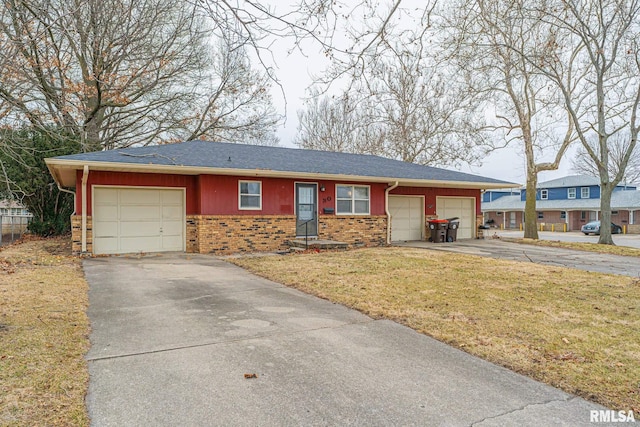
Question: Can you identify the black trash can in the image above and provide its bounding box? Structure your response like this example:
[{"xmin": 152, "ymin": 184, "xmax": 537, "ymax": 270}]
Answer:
[
  {"xmin": 428, "ymin": 219, "xmax": 448, "ymax": 243},
  {"xmin": 446, "ymin": 217, "xmax": 460, "ymax": 242}
]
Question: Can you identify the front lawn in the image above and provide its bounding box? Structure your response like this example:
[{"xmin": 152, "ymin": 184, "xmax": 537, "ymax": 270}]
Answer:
[
  {"xmin": 232, "ymin": 247, "xmax": 640, "ymax": 412},
  {"xmin": 0, "ymin": 237, "xmax": 90, "ymax": 426}
]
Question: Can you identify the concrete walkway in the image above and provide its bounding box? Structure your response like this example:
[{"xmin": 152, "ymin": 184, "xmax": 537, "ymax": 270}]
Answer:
[
  {"xmin": 84, "ymin": 254, "xmax": 606, "ymax": 426},
  {"xmin": 396, "ymin": 239, "xmax": 640, "ymax": 277}
]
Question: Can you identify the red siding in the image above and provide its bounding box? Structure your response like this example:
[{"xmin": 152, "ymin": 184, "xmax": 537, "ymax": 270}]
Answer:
[
  {"xmin": 197, "ymin": 175, "xmax": 386, "ymax": 215},
  {"xmin": 76, "ymin": 170, "xmax": 198, "ymax": 215},
  {"xmin": 390, "ymin": 187, "xmax": 482, "ymax": 215},
  {"xmin": 75, "ymin": 171, "xmax": 388, "ymax": 216}
]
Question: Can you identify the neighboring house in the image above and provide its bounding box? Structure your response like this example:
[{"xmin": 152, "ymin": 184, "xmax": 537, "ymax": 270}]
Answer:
[
  {"xmin": 0, "ymin": 200, "xmax": 32, "ymax": 235},
  {"xmin": 45, "ymin": 140, "xmax": 513, "ymax": 255},
  {"xmin": 0, "ymin": 199, "xmax": 31, "ymax": 218},
  {"xmin": 482, "ymin": 175, "xmax": 640, "ymax": 231}
]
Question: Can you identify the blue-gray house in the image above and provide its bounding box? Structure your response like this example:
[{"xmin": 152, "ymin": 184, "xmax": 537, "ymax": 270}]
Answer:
[{"xmin": 482, "ymin": 175, "xmax": 640, "ymax": 231}]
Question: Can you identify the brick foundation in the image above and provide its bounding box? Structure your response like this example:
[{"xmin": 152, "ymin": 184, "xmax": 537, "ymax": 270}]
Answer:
[
  {"xmin": 318, "ymin": 215, "xmax": 387, "ymax": 248},
  {"xmin": 73, "ymin": 214, "xmax": 389, "ymax": 255},
  {"xmin": 71, "ymin": 215, "xmax": 93, "ymax": 254},
  {"xmin": 187, "ymin": 215, "xmax": 296, "ymax": 254}
]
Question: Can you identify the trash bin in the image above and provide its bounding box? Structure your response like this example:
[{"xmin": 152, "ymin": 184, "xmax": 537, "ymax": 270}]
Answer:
[
  {"xmin": 477, "ymin": 224, "xmax": 489, "ymax": 239},
  {"xmin": 428, "ymin": 219, "xmax": 448, "ymax": 243},
  {"xmin": 446, "ymin": 217, "xmax": 460, "ymax": 242}
]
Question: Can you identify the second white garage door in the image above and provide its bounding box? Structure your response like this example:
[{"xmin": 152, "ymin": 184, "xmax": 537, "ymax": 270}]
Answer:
[
  {"xmin": 389, "ymin": 196, "xmax": 424, "ymax": 241},
  {"xmin": 93, "ymin": 187, "xmax": 185, "ymax": 255},
  {"xmin": 436, "ymin": 197, "xmax": 475, "ymax": 239}
]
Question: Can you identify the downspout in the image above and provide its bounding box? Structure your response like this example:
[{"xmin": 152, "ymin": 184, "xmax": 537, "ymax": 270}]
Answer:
[
  {"xmin": 385, "ymin": 181, "xmax": 399, "ymax": 244},
  {"xmin": 55, "ymin": 184, "xmax": 76, "ymax": 215},
  {"xmin": 81, "ymin": 165, "xmax": 89, "ymax": 253}
]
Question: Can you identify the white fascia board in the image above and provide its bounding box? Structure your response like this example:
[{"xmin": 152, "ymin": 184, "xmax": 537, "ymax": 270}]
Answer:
[{"xmin": 45, "ymin": 159, "xmax": 517, "ymax": 190}]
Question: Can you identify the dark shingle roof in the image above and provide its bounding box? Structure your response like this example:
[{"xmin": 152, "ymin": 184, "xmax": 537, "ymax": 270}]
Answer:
[{"xmin": 50, "ymin": 140, "xmax": 513, "ymax": 186}]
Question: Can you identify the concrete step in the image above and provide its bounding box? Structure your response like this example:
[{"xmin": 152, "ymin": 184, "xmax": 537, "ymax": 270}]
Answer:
[{"xmin": 288, "ymin": 239, "xmax": 348, "ymax": 250}]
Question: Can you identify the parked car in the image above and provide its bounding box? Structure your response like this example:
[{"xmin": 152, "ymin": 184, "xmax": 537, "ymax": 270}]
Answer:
[{"xmin": 581, "ymin": 221, "xmax": 623, "ymax": 235}]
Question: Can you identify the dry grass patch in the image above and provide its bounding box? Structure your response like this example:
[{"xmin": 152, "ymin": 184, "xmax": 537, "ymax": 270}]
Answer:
[
  {"xmin": 0, "ymin": 236, "xmax": 90, "ymax": 426},
  {"xmin": 506, "ymin": 237, "xmax": 640, "ymax": 257},
  {"xmin": 232, "ymin": 247, "xmax": 640, "ymax": 412}
]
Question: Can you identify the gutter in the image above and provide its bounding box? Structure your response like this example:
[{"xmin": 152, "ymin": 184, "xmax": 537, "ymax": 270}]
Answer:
[
  {"xmin": 81, "ymin": 165, "xmax": 89, "ymax": 253},
  {"xmin": 385, "ymin": 181, "xmax": 399, "ymax": 244}
]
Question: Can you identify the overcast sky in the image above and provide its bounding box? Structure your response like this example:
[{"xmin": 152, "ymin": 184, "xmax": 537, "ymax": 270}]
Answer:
[{"xmin": 265, "ymin": 21, "xmax": 578, "ymax": 188}]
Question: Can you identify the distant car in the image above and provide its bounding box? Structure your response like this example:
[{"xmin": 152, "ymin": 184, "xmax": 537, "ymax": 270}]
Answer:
[{"xmin": 581, "ymin": 221, "xmax": 623, "ymax": 235}]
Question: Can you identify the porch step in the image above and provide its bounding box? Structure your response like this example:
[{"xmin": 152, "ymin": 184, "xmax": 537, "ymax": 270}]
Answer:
[{"xmin": 288, "ymin": 239, "xmax": 349, "ymax": 250}]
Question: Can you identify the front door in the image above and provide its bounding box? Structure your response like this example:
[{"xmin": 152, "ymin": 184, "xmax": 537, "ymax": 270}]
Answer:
[{"xmin": 296, "ymin": 183, "xmax": 318, "ymax": 237}]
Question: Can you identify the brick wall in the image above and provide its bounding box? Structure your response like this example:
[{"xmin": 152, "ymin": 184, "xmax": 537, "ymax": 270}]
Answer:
[
  {"xmin": 74, "ymin": 214, "xmax": 389, "ymax": 255},
  {"xmin": 71, "ymin": 215, "xmax": 93, "ymax": 254},
  {"xmin": 318, "ymin": 215, "xmax": 387, "ymax": 248},
  {"xmin": 188, "ymin": 215, "xmax": 296, "ymax": 254},
  {"xmin": 540, "ymin": 223, "xmax": 567, "ymax": 232},
  {"xmin": 626, "ymin": 224, "xmax": 640, "ymax": 234}
]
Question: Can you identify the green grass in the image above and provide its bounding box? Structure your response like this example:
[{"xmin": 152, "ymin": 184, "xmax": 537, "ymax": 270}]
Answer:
[{"xmin": 232, "ymin": 247, "xmax": 640, "ymax": 412}]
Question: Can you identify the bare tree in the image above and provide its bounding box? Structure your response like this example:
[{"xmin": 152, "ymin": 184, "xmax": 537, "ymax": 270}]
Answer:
[
  {"xmin": 296, "ymin": 39, "xmax": 488, "ymax": 168},
  {"xmin": 525, "ymin": 0, "xmax": 640, "ymax": 244},
  {"xmin": 572, "ymin": 133, "xmax": 640, "ymax": 185},
  {"xmin": 0, "ymin": 0, "xmax": 280, "ymax": 152},
  {"xmin": 445, "ymin": 0, "xmax": 575, "ymax": 239},
  {"xmin": 295, "ymin": 92, "xmax": 383, "ymax": 153}
]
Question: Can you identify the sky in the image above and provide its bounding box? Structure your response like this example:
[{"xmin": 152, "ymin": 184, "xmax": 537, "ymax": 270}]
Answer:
[{"xmin": 263, "ymin": 9, "xmax": 578, "ymax": 188}]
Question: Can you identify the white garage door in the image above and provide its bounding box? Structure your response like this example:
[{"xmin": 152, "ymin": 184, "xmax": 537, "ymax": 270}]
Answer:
[
  {"xmin": 93, "ymin": 187, "xmax": 185, "ymax": 255},
  {"xmin": 436, "ymin": 197, "xmax": 475, "ymax": 239},
  {"xmin": 389, "ymin": 196, "xmax": 424, "ymax": 241}
]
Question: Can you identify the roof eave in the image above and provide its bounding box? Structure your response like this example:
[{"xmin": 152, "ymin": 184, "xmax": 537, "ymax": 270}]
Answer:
[{"xmin": 45, "ymin": 158, "xmax": 517, "ymax": 189}]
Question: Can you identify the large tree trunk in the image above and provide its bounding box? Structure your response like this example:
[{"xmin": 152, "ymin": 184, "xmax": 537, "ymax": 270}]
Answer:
[
  {"xmin": 523, "ymin": 169, "xmax": 539, "ymax": 239},
  {"xmin": 598, "ymin": 182, "xmax": 614, "ymax": 245}
]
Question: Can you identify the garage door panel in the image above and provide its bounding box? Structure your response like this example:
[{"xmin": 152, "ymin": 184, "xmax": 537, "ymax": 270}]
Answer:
[
  {"xmin": 162, "ymin": 235, "xmax": 184, "ymax": 250},
  {"xmin": 162, "ymin": 221, "xmax": 183, "ymax": 236},
  {"xmin": 120, "ymin": 205, "xmax": 161, "ymax": 221},
  {"xmin": 120, "ymin": 221, "xmax": 162, "ymax": 237},
  {"xmin": 94, "ymin": 221, "xmax": 118, "ymax": 238},
  {"xmin": 93, "ymin": 187, "xmax": 184, "ymax": 255},
  {"xmin": 162, "ymin": 190, "xmax": 183, "ymax": 204},
  {"xmin": 95, "ymin": 188, "xmax": 118, "ymax": 204},
  {"xmin": 162, "ymin": 206, "xmax": 183, "ymax": 220},
  {"xmin": 120, "ymin": 236, "xmax": 162, "ymax": 253},
  {"xmin": 93, "ymin": 237, "xmax": 119, "ymax": 254},
  {"xmin": 94, "ymin": 205, "xmax": 118, "ymax": 220},
  {"xmin": 437, "ymin": 197, "xmax": 474, "ymax": 239},
  {"xmin": 119, "ymin": 189, "xmax": 160, "ymax": 204},
  {"xmin": 390, "ymin": 196, "xmax": 423, "ymax": 242}
]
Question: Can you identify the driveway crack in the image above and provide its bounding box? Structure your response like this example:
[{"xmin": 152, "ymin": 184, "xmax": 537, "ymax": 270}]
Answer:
[
  {"xmin": 98, "ymin": 288, "xmax": 273, "ymax": 312},
  {"xmin": 469, "ymin": 395, "xmax": 577, "ymax": 426},
  {"xmin": 86, "ymin": 318, "xmax": 376, "ymax": 362}
]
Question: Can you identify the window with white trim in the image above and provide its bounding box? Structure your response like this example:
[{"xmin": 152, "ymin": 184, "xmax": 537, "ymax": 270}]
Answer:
[
  {"xmin": 239, "ymin": 181, "xmax": 262, "ymax": 210},
  {"xmin": 568, "ymin": 188, "xmax": 576, "ymax": 199},
  {"xmin": 560, "ymin": 211, "xmax": 566, "ymax": 220},
  {"xmin": 537, "ymin": 211, "xmax": 544, "ymax": 219},
  {"xmin": 540, "ymin": 189, "xmax": 548, "ymax": 200},
  {"xmin": 581, "ymin": 187, "xmax": 590, "ymax": 199},
  {"xmin": 336, "ymin": 185, "xmax": 370, "ymax": 214}
]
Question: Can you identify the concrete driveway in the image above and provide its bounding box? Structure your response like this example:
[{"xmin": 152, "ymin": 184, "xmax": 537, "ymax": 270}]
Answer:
[
  {"xmin": 397, "ymin": 239, "xmax": 640, "ymax": 277},
  {"xmin": 494, "ymin": 229, "xmax": 640, "ymax": 249},
  {"xmin": 84, "ymin": 254, "xmax": 604, "ymax": 426}
]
